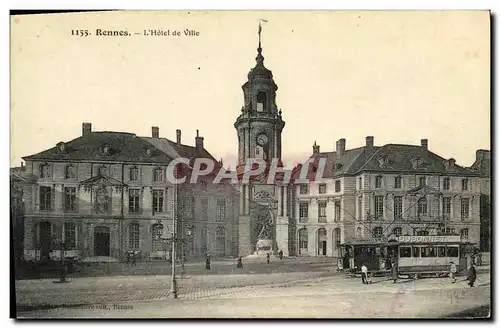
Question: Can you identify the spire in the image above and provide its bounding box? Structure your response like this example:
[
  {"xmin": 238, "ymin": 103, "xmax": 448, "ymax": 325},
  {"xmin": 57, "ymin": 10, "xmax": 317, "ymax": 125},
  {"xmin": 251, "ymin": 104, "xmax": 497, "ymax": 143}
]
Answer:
[{"xmin": 256, "ymin": 20, "xmax": 268, "ymax": 66}]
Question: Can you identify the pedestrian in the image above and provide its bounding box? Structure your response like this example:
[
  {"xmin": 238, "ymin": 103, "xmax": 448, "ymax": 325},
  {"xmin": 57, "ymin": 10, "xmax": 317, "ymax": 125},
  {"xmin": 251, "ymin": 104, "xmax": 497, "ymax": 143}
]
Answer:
[
  {"xmin": 467, "ymin": 264, "xmax": 477, "ymax": 287},
  {"xmin": 449, "ymin": 261, "xmax": 457, "ymax": 283},
  {"xmin": 279, "ymin": 250, "xmax": 283, "ymax": 260},
  {"xmin": 237, "ymin": 256, "xmax": 243, "ymax": 269},
  {"xmin": 391, "ymin": 260, "xmax": 398, "ymax": 283},
  {"xmin": 266, "ymin": 253, "xmax": 270, "ymax": 264},
  {"xmin": 361, "ymin": 263, "xmax": 368, "ymax": 284},
  {"xmin": 206, "ymin": 254, "xmax": 211, "ymax": 270}
]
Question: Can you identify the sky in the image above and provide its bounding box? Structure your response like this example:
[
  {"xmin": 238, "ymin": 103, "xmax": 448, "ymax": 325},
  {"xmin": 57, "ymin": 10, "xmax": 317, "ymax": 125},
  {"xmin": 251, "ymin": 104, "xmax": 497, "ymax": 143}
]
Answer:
[{"xmin": 10, "ymin": 11, "xmax": 490, "ymax": 169}]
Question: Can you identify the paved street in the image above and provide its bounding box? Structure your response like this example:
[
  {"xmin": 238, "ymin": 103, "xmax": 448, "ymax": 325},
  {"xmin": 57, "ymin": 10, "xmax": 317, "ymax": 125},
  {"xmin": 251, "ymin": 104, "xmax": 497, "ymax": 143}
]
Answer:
[{"xmin": 16, "ymin": 259, "xmax": 491, "ymax": 318}]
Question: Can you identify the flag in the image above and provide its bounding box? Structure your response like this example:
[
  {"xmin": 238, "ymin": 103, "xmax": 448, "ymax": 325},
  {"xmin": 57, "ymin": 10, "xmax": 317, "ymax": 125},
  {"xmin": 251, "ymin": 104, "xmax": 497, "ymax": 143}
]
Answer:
[
  {"xmin": 261, "ymin": 19, "xmax": 268, "ymax": 23},
  {"xmin": 258, "ymin": 23, "xmax": 262, "ymax": 34}
]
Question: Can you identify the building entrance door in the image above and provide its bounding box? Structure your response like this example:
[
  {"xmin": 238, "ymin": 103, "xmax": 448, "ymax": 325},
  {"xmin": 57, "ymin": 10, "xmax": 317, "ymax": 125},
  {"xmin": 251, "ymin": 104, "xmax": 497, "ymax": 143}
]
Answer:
[
  {"xmin": 94, "ymin": 226, "xmax": 110, "ymax": 256},
  {"xmin": 39, "ymin": 221, "xmax": 51, "ymax": 261}
]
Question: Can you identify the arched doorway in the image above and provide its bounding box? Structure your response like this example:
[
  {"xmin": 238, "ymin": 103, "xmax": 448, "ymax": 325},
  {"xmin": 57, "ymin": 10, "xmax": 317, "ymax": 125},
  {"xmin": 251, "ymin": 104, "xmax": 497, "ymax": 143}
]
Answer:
[
  {"xmin": 94, "ymin": 226, "xmax": 110, "ymax": 256},
  {"xmin": 317, "ymin": 228, "xmax": 327, "ymax": 256},
  {"xmin": 39, "ymin": 221, "xmax": 52, "ymax": 261},
  {"xmin": 216, "ymin": 227, "xmax": 226, "ymax": 257},
  {"xmin": 298, "ymin": 228, "xmax": 308, "ymax": 256}
]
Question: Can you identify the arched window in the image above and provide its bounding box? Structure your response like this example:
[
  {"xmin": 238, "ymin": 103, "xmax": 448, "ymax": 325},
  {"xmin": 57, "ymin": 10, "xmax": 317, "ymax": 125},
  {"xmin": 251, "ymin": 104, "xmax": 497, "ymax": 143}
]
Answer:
[
  {"xmin": 317, "ymin": 228, "xmax": 327, "ymax": 256},
  {"xmin": 333, "ymin": 228, "xmax": 341, "ymax": 251},
  {"xmin": 356, "ymin": 227, "xmax": 362, "ymax": 238},
  {"xmin": 40, "ymin": 163, "xmax": 51, "ymax": 179},
  {"xmin": 129, "ymin": 223, "xmax": 140, "ymax": 249},
  {"xmin": 154, "ymin": 167, "xmax": 164, "ymax": 182},
  {"xmin": 373, "ymin": 227, "xmax": 383, "ymax": 238},
  {"xmin": 216, "ymin": 227, "xmax": 226, "ymax": 256},
  {"xmin": 392, "ymin": 227, "xmax": 402, "ymax": 237},
  {"xmin": 298, "ymin": 228, "xmax": 308, "ymax": 255},
  {"xmin": 129, "ymin": 166, "xmax": 139, "ymax": 181},
  {"xmin": 94, "ymin": 188, "xmax": 110, "ymax": 214},
  {"xmin": 151, "ymin": 224, "xmax": 163, "ymax": 251},
  {"xmin": 375, "ymin": 176, "xmax": 383, "ymax": 188},
  {"xmin": 256, "ymin": 91, "xmax": 267, "ymax": 112}
]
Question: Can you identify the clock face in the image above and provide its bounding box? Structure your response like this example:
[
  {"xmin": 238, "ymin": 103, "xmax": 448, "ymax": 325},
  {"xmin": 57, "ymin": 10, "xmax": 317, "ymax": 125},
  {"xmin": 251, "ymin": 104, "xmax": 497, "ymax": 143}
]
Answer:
[{"xmin": 257, "ymin": 134, "xmax": 268, "ymax": 146}]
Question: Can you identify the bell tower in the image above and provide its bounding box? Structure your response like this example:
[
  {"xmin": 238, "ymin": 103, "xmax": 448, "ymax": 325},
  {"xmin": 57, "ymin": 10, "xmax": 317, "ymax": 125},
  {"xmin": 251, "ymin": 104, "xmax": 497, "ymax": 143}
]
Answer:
[
  {"xmin": 235, "ymin": 22, "xmax": 287, "ymax": 258},
  {"xmin": 234, "ymin": 22, "xmax": 285, "ymax": 165}
]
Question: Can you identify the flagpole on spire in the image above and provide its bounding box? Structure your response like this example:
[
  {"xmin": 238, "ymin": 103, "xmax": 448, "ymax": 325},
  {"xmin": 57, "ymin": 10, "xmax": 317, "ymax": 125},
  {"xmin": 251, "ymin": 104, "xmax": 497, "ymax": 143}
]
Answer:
[{"xmin": 258, "ymin": 19, "xmax": 268, "ymax": 52}]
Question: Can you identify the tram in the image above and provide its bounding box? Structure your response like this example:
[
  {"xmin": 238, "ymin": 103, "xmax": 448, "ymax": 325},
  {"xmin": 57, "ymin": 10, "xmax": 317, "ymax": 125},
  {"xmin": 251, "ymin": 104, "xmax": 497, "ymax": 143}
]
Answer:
[{"xmin": 341, "ymin": 235, "xmax": 475, "ymax": 278}]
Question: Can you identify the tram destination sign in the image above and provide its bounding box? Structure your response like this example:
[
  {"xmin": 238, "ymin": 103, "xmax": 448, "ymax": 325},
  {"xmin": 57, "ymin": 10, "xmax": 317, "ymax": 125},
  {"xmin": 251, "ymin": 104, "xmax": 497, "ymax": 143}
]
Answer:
[{"xmin": 398, "ymin": 235, "xmax": 461, "ymax": 243}]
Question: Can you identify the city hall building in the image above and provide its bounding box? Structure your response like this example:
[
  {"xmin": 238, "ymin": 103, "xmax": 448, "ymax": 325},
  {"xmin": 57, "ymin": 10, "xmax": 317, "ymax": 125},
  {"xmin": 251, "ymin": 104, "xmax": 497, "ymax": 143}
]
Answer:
[{"xmin": 17, "ymin": 31, "xmax": 489, "ymax": 262}]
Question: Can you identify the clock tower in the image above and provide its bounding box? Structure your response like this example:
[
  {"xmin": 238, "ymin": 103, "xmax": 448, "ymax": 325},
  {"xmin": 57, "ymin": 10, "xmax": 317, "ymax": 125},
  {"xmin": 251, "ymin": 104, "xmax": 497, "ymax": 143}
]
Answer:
[{"xmin": 235, "ymin": 23, "xmax": 287, "ymax": 257}]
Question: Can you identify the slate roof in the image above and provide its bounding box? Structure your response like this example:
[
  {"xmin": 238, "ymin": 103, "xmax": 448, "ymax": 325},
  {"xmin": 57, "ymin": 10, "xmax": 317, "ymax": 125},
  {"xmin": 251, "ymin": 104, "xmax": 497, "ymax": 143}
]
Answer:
[
  {"xmin": 293, "ymin": 143, "xmax": 480, "ymax": 179},
  {"xmin": 141, "ymin": 137, "xmax": 217, "ymax": 162}
]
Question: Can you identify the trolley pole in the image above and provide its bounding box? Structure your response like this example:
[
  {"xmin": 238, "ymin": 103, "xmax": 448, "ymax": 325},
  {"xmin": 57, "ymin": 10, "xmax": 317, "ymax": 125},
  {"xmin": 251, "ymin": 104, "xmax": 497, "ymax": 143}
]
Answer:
[{"xmin": 171, "ymin": 171, "xmax": 178, "ymax": 299}]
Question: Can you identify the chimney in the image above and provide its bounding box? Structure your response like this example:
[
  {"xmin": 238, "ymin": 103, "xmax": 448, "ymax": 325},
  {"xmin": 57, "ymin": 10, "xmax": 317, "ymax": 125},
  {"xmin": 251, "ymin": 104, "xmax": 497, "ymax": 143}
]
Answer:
[
  {"xmin": 366, "ymin": 136, "xmax": 374, "ymax": 151},
  {"xmin": 313, "ymin": 141, "xmax": 320, "ymax": 154},
  {"xmin": 82, "ymin": 122, "xmax": 92, "ymax": 136},
  {"xmin": 152, "ymin": 126, "xmax": 159, "ymax": 138},
  {"xmin": 336, "ymin": 138, "xmax": 346, "ymax": 157},
  {"xmin": 476, "ymin": 149, "xmax": 490, "ymax": 162},
  {"xmin": 421, "ymin": 139, "xmax": 428, "ymax": 151},
  {"xmin": 20, "ymin": 162, "xmax": 24, "ymax": 171},
  {"xmin": 176, "ymin": 129, "xmax": 182, "ymax": 145},
  {"xmin": 195, "ymin": 129, "xmax": 204, "ymax": 151}
]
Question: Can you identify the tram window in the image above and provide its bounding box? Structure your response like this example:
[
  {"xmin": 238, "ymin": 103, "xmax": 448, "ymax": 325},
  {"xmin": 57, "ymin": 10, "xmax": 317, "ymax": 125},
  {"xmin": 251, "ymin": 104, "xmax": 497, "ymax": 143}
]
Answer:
[
  {"xmin": 438, "ymin": 247, "xmax": 446, "ymax": 257},
  {"xmin": 421, "ymin": 247, "xmax": 437, "ymax": 257},
  {"xmin": 447, "ymin": 247, "xmax": 459, "ymax": 257},
  {"xmin": 412, "ymin": 247, "xmax": 420, "ymax": 258},
  {"xmin": 399, "ymin": 247, "xmax": 411, "ymax": 258}
]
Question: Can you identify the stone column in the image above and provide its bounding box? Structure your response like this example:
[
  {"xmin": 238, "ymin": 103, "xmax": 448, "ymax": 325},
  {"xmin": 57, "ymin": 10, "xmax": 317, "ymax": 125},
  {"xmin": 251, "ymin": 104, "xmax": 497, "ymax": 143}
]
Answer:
[{"xmin": 238, "ymin": 215, "xmax": 251, "ymax": 256}]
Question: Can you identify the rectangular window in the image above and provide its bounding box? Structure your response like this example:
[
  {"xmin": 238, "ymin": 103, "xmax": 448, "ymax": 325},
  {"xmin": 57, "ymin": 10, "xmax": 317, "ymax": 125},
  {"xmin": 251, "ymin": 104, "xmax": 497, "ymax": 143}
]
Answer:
[
  {"xmin": 399, "ymin": 247, "xmax": 411, "ymax": 258},
  {"xmin": 334, "ymin": 201, "xmax": 341, "ymax": 222},
  {"xmin": 358, "ymin": 177, "xmax": 363, "ymax": 190},
  {"xmin": 154, "ymin": 168, "xmax": 164, "ymax": 182},
  {"xmin": 65, "ymin": 166, "xmax": 76, "ymax": 179},
  {"xmin": 129, "ymin": 167, "xmax": 139, "ymax": 181},
  {"xmin": 201, "ymin": 198, "xmax": 208, "ymax": 221},
  {"xmin": 299, "ymin": 203, "xmax": 309, "ymax": 222},
  {"xmin": 419, "ymin": 176, "xmax": 426, "ymax": 187},
  {"xmin": 417, "ymin": 197, "xmax": 427, "ymax": 217},
  {"xmin": 462, "ymin": 179, "xmax": 468, "ymax": 191},
  {"xmin": 335, "ymin": 180, "xmax": 341, "ymax": 193},
  {"xmin": 64, "ymin": 187, "xmax": 77, "ymax": 212},
  {"xmin": 443, "ymin": 178, "xmax": 450, "ymax": 190},
  {"xmin": 394, "ymin": 176, "xmax": 402, "ymax": 189},
  {"xmin": 438, "ymin": 246, "xmax": 446, "ymax": 257},
  {"xmin": 318, "ymin": 201, "xmax": 327, "ymax": 223},
  {"xmin": 375, "ymin": 176, "xmax": 382, "ymax": 189},
  {"xmin": 40, "ymin": 164, "xmax": 51, "ymax": 178},
  {"xmin": 129, "ymin": 189, "xmax": 141, "ymax": 213},
  {"xmin": 153, "ymin": 190, "xmax": 164, "ymax": 213},
  {"xmin": 217, "ymin": 199, "xmax": 226, "ymax": 221},
  {"xmin": 393, "ymin": 196, "xmax": 402, "ymax": 220},
  {"xmin": 63, "ymin": 222, "xmax": 76, "ymax": 249},
  {"xmin": 446, "ymin": 247, "xmax": 458, "ymax": 257},
  {"xmin": 129, "ymin": 224, "xmax": 140, "ymax": 249},
  {"xmin": 421, "ymin": 247, "xmax": 437, "ymax": 257},
  {"xmin": 461, "ymin": 198, "xmax": 469, "ymax": 220},
  {"xmin": 375, "ymin": 196, "xmax": 384, "ymax": 220},
  {"xmin": 412, "ymin": 247, "xmax": 420, "ymax": 258},
  {"xmin": 443, "ymin": 197, "xmax": 451, "ymax": 215},
  {"xmin": 299, "ymin": 185, "xmax": 308, "ymax": 195},
  {"xmin": 39, "ymin": 186, "xmax": 52, "ymax": 211},
  {"xmin": 319, "ymin": 184, "xmax": 327, "ymax": 194}
]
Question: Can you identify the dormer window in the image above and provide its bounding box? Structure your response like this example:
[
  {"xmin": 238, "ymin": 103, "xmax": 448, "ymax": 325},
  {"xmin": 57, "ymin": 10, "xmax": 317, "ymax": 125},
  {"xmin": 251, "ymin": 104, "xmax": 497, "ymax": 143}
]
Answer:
[
  {"xmin": 335, "ymin": 163, "xmax": 343, "ymax": 170},
  {"xmin": 411, "ymin": 157, "xmax": 424, "ymax": 169},
  {"xmin": 101, "ymin": 144, "xmax": 110, "ymax": 155},
  {"xmin": 145, "ymin": 147, "xmax": 151, "ymax": 156},
  {"xmin": 57, "ymin": 142, "xmax": 66, "ymax": 152},
  {"xmin": 378, "ymin": 155, "xmax": 390, "ymax": 168}
]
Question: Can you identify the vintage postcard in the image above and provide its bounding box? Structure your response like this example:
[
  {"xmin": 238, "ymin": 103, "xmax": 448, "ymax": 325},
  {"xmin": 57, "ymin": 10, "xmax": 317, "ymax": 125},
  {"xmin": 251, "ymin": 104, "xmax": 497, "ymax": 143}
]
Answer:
[{"xmin": 10, "ymin": 10, "xmax": 491, "ymax": 319}]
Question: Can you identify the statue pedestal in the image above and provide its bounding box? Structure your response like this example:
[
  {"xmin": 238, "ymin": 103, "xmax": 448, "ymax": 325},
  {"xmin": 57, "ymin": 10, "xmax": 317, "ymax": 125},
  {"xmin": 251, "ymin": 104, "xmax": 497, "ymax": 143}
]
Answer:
[{"xmin": 255, "ymin": 239, "xmax": 273, "ymax": 255}]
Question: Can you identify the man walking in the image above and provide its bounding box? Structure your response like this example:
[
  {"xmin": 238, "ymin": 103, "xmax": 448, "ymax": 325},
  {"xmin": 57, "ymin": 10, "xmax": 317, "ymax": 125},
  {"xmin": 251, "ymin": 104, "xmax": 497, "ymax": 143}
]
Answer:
[
  {"xmin": 361, "ymin": 263, "xmax": 368, "ymax": 284},
  {"xmin": 391, "ymin": 260, "xmax": 398, "ymax": 284},
  {"xmin": 266, "ymin": 253, "xmax": 270, "ymax": 264},
  {"xmin": 450, "ymin": 261, "xmax": 457, "ymax": 283},
  {"xmin": 467, "ymin": 264, "xmax": 477, "ymax": 287}
]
